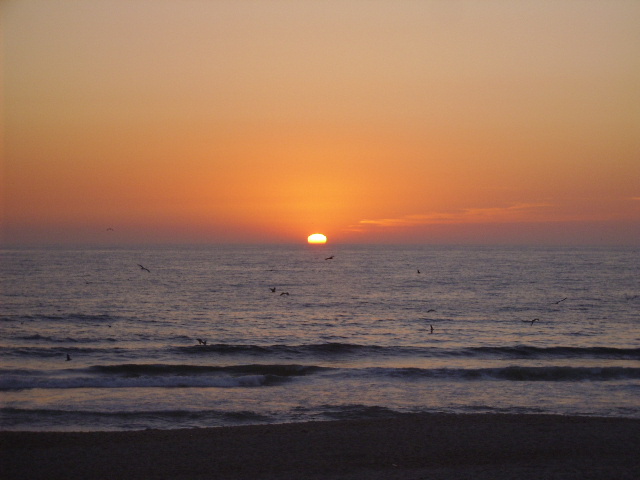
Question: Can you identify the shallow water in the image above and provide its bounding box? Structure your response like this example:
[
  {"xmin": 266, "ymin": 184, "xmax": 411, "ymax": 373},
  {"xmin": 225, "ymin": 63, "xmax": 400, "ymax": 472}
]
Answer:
[{"xmin": 1, "ymin": 244, "xmax": 639, "ymax": 430}]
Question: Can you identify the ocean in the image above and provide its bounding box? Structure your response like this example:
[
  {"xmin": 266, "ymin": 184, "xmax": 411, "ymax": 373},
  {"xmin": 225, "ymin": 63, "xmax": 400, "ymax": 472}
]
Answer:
[{"xmin": 1, "ymin": 244, "xmax": 639, "ymax": 431}]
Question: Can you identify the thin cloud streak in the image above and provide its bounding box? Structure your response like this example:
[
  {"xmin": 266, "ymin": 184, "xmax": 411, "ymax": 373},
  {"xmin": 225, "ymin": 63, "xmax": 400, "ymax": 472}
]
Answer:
[{"xmin": 351, "ymin": 203, "xmax": 554, "ymax": 230}]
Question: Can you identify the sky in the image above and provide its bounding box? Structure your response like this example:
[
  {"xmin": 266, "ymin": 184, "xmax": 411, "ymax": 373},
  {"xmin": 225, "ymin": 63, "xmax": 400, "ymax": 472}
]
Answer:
[{"xmin": 2, "ymin": 0, "xmax": 640, "ymax": 246}]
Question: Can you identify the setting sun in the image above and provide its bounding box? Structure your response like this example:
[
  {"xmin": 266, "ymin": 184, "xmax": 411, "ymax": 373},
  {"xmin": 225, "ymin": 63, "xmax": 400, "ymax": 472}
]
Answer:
[{"xmin": 307, "ymin": 233, "xmax": 327, "ymax": 244}]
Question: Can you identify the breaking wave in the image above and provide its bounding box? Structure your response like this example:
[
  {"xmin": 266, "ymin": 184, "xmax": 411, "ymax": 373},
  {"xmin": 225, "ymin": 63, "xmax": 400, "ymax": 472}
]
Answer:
[{"xmin": 0, "ymin": 363, "xmax": 329, "ymax": 390}]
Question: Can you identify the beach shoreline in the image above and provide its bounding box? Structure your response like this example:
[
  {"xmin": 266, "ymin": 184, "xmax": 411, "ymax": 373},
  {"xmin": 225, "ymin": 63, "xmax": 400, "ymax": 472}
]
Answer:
[{"xmin": 2, "ymin": 413, "xmax": 639, "ymax": 480}]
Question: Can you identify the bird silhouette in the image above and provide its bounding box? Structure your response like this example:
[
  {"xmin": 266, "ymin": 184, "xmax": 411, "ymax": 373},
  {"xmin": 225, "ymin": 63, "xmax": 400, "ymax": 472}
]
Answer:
[
  {"xmin": 66, "ymin": 354, "xmax": 72, "ymax": 361},
  {"xmin": 270, "ymin": 287, "xmax": 276, "ymax": 293},
  {"xmin": 554, "ymin": 297, "xmax": 567, "ymax": 304},
  {"xmin": 197, "ymin": 339, "xmax": 207, "ymax": 346},
  {"xmin": 137, "ymin": 264, "xmax": 150, "ymax": 273},
  {"xmin": 280, "ymin": 292, "xmax": 290, "ymax": 296},
  {"xmin": 522, "ymin": 318, "xmax": 539, "ymax": 325},
  {"xmin": 429, "ymin": 324, "xmax": 434, "ymax": 334},
  {"xmin": 325, "ymin": 256, "xmax": 334, "ymax": 260}
]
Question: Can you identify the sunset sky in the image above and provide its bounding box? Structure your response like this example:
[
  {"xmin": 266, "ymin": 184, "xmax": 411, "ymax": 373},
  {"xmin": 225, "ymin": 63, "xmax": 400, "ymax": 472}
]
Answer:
[{"xmin": 3, "ymin": 0, "xmax": 639, "ymax": 246}]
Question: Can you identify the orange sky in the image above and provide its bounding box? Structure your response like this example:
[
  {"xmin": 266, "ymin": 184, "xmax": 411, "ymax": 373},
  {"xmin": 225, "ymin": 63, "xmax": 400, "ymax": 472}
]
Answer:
[{"xmin": 2, "ymin": 0, "xmax": 640, "ymax": 245}]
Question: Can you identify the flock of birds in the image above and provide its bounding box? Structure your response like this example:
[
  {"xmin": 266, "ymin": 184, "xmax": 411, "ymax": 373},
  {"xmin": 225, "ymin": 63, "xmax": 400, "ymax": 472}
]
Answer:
[
  {"xmin": 184, "ymin": 255, "xmax": 576, "ymax": 348},
  {"xmin": 63, "ymin": 255, "xmax": 635, "ymax": 358}
]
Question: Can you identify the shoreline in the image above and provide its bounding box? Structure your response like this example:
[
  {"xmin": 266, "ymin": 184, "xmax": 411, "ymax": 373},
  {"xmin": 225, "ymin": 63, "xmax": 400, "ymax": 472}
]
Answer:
[{"xmin": 2, "ymin": 413, "xmax": 639, "ymax": 479}]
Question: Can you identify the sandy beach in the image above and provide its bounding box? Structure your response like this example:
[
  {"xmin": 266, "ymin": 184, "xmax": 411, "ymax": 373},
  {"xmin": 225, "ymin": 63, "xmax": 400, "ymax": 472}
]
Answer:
[{"xmin": 1, "ymin": 413, "xmax": 639, "ymax": 480}]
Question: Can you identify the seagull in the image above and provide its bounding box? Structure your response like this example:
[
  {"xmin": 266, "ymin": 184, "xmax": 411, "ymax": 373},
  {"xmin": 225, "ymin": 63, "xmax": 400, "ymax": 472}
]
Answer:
[
  {"xmin": 429, "ymin": 324, "xmax": 434, "ymax": 334},
  {"xmin": 270, "ymin": 287, "xmax": 276, "ymax": 293},
  {"xmin": 137, "ymin": 264, "xmax": 150, "ymax": 273},
  {"xmin": 280, "ymin": 291, "xmax": 290, "ymax": 296},
  {"xmin": 325, "ymin": 256, "xmax": 334, "ymax": 260},
  {"xmin": 197, "ymin": 338, "xmax": 207, "ymax": 346},
  {"xmin": 66, "ymin": 354, "xmax": 72, "ymax": 361},
  {"xmin": 522, "ymin": 318, "xmax": 539, "ymax": 325},
  {"xmin": 427, "ymin": 309, "xmax": 436, "ymax": 313},
  {"xmin": 417, "ymin": 269, "xmax": 421, "ymax": 274},
  {"xmin": 554, "ymin": 297, "xmax": 567, "ymax": 304}
]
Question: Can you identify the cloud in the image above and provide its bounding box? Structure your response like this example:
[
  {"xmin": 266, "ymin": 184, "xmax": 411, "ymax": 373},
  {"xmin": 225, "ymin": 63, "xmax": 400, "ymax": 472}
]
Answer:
[{"xmin": 353, "ymin": 203, "xmax": 554, "ymax": 229}]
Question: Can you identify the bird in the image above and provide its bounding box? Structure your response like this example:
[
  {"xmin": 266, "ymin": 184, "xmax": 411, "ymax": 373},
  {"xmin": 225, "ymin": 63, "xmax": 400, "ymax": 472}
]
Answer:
[
  {"xmin": 66, "ymin": 354, "xmax": 72, "ymax": 361},
  {"xmin": 270, "ymin": 287, "xmax": 276, "ymax": 293},
  {"xmin": 280, "ymin": 292, "xmax": 290, "ymax": 296},
  {"xmin": 106, "ymin": 227, "xmax": 114, "ymax": 231},
  {"xmin": 417, "ymin": 269, "xmax": 421, "ymax": 274},
  {"xmin": 554, "ymin": 297, "xmax": 567, "ymax": 304},
  {"xmin": 522, "ymin": 318, "xmax": 539, "ymax": 325},
  {"xmin": 137, "ymin": 264, "xmax": 150, "ymax": 273},
  {"xmin": 427, "ymin": 309, "xmax": 436, "ymax": 313},
  {"xmin": 429, "ymin": 324, "xmax": 434, "ymax": 334},
  {"xmin": 197, "ymin": 339, "xmax": 207, "ymax": 346},
  {"xmin": 325, "ymin": 256, "xmax": 334, "ymax": 260}
]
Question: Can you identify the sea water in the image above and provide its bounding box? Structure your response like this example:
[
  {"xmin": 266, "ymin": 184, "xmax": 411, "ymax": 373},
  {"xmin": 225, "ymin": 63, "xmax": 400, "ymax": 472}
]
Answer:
[{"xmin": 1, "ymin": 244, "xmax": 639, "ymax": 431}]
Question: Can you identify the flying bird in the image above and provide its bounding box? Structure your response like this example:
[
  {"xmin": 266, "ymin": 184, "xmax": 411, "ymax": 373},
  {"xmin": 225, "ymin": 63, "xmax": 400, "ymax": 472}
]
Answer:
[
  {"xmin": 427, "ymin": 309, "xmax": 436, "ymax": 313},
  {"xmin": 137, "ymin": 264, "xmax": 150, "ymax": 273},
  {"xmin": 554, "ymin": 297, "xmax": 567, "ymax": 304},
  {"xmin": 417, "ymin": 269, "xmax": 421, "ymax": 274},
  {"xmin": 197, "ymin": 339, "xmax": 207, "ymax": 346},
  {"xmin": 429, "ymin": 325, "xmax": 434, "ymax": 334},
  {"xmin": 270, "ymin": 287, "xmax": 276, "ymax": 293},
  {"xmin": 522, "ymin": 318, "xmax": 539, "ymax": 325},
  {"xmin": 280, "ymin": 291, "xmax": 290, "ymax": 296},
  {"xmin": 66, "ymin": 354, "xmax": 72, "ymax": 361},
  {"xmin": 325, "ymin": 256, "xmax": 334, "ymax": 260}
]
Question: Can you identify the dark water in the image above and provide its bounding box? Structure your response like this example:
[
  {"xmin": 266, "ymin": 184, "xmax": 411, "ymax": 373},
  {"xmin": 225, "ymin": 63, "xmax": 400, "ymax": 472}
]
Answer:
[{"xmin": 1, "ymin": 245, "xmax": 639, "ymax": 431}]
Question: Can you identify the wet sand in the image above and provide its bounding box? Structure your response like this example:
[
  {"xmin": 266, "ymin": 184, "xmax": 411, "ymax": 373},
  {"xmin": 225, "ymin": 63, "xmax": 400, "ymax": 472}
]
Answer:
[{"xmin": 2, "ymin": 413, "xmax": 639, "ymax": 480}]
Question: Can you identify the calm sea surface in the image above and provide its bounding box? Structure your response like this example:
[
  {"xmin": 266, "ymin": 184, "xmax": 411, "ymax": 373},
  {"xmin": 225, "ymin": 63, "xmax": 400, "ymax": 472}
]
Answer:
[{"xmin": 1, "ymin": 245, "xmax": 639, "ymax": 431}]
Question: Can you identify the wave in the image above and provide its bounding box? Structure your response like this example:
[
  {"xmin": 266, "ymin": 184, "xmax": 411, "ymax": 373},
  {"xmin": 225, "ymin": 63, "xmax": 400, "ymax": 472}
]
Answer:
[
  {"xmin": 464, "ymin": 346, "xmax": 640, "ymax": 359},
  {"xmin": 0, "ymin": 407, "xmax": 269, "ymax": 421},
  {"xmin": 178, "ymin": 342, "xmax": 420, "ymax": 357},
  {"xmin": 177, "ymin": 342, "xmax": 640, "ymax": 359},
  {"xmin": 0, "ymin": 346, "xmax": 129, "ymax": 358},
  {"xmin": 5, "ymin": 341, "xmax": 639, "ymax": 362},
  {"xmin": 15, "ymin": 334, "xmax": 118, "ymax": 343},
  {"xmin": 176, "ymin": 342, "xmax": 387, "ymax": 357},
  {"xmin": 0, "ymin": 373, "xmax": 278, "ymax": 390},
  {"xmin": 0, "ymin": 407, "xmax": 271, "ymax": 430},
  {"xmin": 90, "ymin": 363, "xmax": 327, "ymax": 377},
  {"xmin": 3, "ymin": 362, "xmax": 638, "ymax": 391},
  {"xmin": 0, "ymin": 363, "xmax": 328, "ymax": 391},
  {"xmin": 315, "ymin": 404, "xmax": 404, "ymax": 420},
  {"xmin": 362, "ymin": 365, "xmax": 640, "ymax": 382}
]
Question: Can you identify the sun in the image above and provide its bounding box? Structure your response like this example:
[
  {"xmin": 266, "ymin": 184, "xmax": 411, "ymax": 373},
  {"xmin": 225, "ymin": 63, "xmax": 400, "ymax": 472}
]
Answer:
[{"xmin": 307, "ymin": 233, "xmax": 327, "ymax": 244}]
